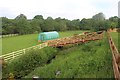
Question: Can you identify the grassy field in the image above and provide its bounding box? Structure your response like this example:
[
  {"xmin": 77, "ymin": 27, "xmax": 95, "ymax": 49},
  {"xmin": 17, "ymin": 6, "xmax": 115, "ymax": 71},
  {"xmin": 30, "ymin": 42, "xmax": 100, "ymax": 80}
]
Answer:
[
  {"xmin": 25, "ymin": 33, "xmax": 113, "ymax": 78},
  {"xmin": 110, "ymin": 32, "xmax": 119, "ymax": 52},
  {"xmin": 59, "ymin": 30, "xmax": 86, "ymax": 38},
  {"xmin": 3, "ymin": 33, "xmax": 114, "ymax": 78},
  {"xmin": 2, "ymin": 30, "xmax": 85, "ymax": 55},
  {"xmin": 2, "ymin": 34, "xmax": 39, "ymax": 55}
]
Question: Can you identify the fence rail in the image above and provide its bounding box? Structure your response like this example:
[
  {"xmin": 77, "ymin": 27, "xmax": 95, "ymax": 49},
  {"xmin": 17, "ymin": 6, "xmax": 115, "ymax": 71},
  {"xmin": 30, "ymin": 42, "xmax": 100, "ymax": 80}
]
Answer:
[
  {"xmin": 107, "ymin": 31, "xmax": 120, "ymax": 80},
  {"xmin": 0, "ymin": 43, "xmax": 48, "ymax": 62},
  {"xmin": 0, "ymin": 34, "xmax": 19, "ymax": 38}
]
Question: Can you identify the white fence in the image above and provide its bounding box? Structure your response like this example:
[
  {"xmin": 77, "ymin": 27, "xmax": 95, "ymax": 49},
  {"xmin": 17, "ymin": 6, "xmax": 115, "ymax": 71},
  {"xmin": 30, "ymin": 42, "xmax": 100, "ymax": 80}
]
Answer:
[
  {"xmin": 0, "ymin": 43, "xmax": 48, "ymax": 62},
  {"xmin": 0, "ymin": 34, "xmax": 18, "ymax": 38}
]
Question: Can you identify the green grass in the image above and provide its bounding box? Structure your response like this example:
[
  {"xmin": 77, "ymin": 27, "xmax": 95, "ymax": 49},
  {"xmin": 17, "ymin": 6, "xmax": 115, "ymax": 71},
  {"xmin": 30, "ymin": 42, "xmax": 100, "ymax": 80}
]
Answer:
[
  {"xmin": 2, "ymin": 30, "xmax": 85, "ymax": 55},
  {"xmin": 59, "ymin": 30, "xmax": 86, "ymax": 38},
  {"xmin": 110, "ymin": 32, "xmax": 119, "ymax": 52},
  {"xmin": 25, "ymin": 33, "xmax": 114, "ymax": 78},
  {"xmin": 2, "ymin": 32, "xmax": 114, "ymax": 78},
  {"xmin": 2, "ymin": 34, "xmax": 39, "ymax": 55}
]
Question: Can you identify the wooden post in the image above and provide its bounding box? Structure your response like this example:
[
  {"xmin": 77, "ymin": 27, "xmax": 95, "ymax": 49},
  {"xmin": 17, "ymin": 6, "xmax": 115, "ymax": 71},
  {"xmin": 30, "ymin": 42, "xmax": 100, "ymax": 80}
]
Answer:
[
  {"xmin": 39, "ymin": 44, "xmax": 41, "ymax": 49},
  {"xmin": 23, "ymin": 49, "xmax": 25, "ymax": 54},
  {"xmin": 13, "ymin": 52, "xmax": 15, "ymax": 59}
]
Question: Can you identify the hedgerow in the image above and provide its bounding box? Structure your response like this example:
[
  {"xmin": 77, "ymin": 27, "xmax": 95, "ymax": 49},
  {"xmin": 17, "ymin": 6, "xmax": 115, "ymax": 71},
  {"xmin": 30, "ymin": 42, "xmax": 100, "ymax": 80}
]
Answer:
[{"xmin": 2, "ymin": 47, "xmax": 57, "ymax": 78}]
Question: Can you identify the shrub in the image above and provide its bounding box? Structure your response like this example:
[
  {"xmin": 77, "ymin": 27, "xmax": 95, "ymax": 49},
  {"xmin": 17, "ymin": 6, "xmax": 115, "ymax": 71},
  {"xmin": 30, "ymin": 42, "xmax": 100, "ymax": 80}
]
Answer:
[{"xmin": 2, "ymin": 47, "xmax": 57, "ymax": 78}]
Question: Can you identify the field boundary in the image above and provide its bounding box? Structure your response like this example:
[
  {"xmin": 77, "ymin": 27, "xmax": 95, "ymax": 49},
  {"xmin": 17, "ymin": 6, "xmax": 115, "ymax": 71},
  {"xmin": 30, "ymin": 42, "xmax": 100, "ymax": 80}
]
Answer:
[
  {"xmin": 0, "ymin": 43, "xmax": 48, "ymax": 62},
  {"xmin": 107, "ymin": 31, "xmax": 120, "ymax": 79},
  {"xmin": 0, "ymin": 34, "xmax": 19, "ymax": 38}
]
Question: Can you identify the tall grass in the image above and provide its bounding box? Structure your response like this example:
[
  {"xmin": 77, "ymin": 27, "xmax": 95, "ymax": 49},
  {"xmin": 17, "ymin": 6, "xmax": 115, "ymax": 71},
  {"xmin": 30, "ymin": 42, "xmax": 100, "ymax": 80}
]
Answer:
[
  {"xmin": 110, "ymin": 32, "xmax": 119, "ymax": 52},
  {"xmin": 25, "ymin": 33, "xmax": 114, "ymax": 78}
]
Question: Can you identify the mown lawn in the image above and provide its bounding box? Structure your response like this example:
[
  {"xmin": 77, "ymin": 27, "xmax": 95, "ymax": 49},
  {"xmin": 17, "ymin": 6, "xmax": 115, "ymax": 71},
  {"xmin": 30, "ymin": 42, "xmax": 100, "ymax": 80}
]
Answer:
[
  {"xmin": 2, "ymin": 34, "xmax": 39, "ymax": 55},
  {"xmin": 2, "ymin": 30, "xmax": 85, "ymax": 55},
  {"xmin": 110, "ymin": 32, "xmax": 119, "ymax": 52}
]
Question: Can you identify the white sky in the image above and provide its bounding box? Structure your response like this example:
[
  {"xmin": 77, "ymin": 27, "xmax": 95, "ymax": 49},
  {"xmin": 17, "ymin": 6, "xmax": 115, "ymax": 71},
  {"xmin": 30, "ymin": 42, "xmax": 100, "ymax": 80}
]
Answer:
[{"xmin": 0, "ymin": 0, "xmax": 119, "ymax": 20}]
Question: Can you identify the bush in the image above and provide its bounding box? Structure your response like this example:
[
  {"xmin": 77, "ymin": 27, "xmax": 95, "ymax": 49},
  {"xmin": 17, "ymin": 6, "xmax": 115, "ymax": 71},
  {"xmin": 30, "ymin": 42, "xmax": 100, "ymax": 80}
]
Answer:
[{"xmin": 3, "ymin": 47, "xmax": 57, "ymax": 78}]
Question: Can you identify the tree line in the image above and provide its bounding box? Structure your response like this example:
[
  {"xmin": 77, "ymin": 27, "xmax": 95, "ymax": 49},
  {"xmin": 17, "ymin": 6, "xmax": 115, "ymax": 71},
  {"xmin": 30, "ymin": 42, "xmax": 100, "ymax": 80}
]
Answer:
[{"xmin": 1, "ymin": 12, "xmax": 119, "ymax": 35}]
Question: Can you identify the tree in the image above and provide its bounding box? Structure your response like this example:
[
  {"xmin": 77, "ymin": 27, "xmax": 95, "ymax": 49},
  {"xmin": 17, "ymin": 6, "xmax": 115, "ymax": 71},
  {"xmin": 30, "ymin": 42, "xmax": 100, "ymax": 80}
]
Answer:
[
  {"xmin": 2, "ymin": 17, "xmax": 16, "ymax": 34},
  {"xmin": 30, "ymin": 19, "xmax": 41, "ymax": 33},
  {"xmin": 30, "ymin": 15, "xmax": 44, "ymax": 33},
  {"xmin": 2, "ymin": 17, "xmax": 10, "ymax": 34},
  {"xmin": 15, "ymin": 14, "xmax": 31, "ymax": 34},
  {"xmin": 117, "ymin": 18, "xmax": 120, "ymax": 32},
  {"xmin": 47, "ymin": 16, "xmax": 53, "ymax": 20},
  {"xmin": 80, "ymin": 18, "xmax": 93, "ymax": 30},
  {"xmin": 41, "ymin": 17, "xmax": 55, "ymax": 31},
  {"xmin": 109, "ymin": 16, "xmax": 118, "ymax": 22},
  {"xmin": 1, "ymin": 13, "xmax": 119, "ymax": 35},
  {"xmin": 54, "ymin": 17, "xmax": 67, "ymax": 31},
  {"xmin": 92, "ymin": 12, "xmax": 105, "ymax": 21},
  {"xmin": 118, "ymin": 18, "xmax": 120, "ymax": 28},
  {"xmin": 15, "ymin": 14, "xmax": 27, "ymax": 20},
  {"xmin": 34, "ymin": 15, "xmax": 44, "ymax": 20},
  {"xmin": 109, "ymin": 16, "xmax": 118, "ymax": 28},
  {"xmin": 92, "ymin": 12, "xmax": 107, "ymax": 31}
]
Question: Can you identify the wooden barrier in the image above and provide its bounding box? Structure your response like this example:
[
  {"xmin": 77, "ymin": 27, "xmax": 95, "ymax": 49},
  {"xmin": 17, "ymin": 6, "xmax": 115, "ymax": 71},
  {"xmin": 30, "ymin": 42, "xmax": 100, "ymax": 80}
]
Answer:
[
  {"xmin": 107, "ymin": 31, "xmax": 120, "ymax": 80},
  {"xmin": 0, "ymin": 34, "xmax": 19, "ymax": 38},
  {"xmin": 0, "ymin": 43, "xmax": 48, "ymax": 62}
]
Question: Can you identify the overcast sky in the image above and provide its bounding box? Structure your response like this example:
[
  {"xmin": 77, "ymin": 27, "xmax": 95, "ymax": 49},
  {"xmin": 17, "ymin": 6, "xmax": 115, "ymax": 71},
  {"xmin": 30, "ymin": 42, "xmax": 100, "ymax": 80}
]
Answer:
[{"xmin": 0, "ymin": 0, "xmax": 119, "ymax": 20}]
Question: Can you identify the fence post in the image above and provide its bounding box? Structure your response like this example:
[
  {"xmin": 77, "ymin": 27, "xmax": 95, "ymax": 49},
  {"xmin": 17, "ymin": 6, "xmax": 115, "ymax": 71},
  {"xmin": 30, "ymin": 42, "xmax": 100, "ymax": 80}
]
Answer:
[
  {"xmin": 13, "ymin": 52, "xmax": 15, "ymax": 59},
  {"xmin": 42, "ymin": 43, "xmax": 44, "ymax": 48},
  {"xmin": 41, "ymin": 44, "xmax": 43, "ymax": 48},
  {"xmin": 23, "ymin": 49, "xmax": 25, "ymax": 54},
  {"xmin": 39, "ymin": 44, "xmax": 42, "ymax": 49},
  {"xmin": 46, "ymin": 43, "xmax": 48, "ymax": 46},
  {"xmin": 43, "ymin": 43, "xmax": 46, "ymax": 47}
]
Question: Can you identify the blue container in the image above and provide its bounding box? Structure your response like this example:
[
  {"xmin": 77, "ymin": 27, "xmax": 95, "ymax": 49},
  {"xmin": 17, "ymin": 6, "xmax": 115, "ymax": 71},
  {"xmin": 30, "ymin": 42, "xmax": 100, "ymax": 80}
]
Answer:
[{"xmin": 38, "ymin": 31, "xmax": 59, "ymax": 42}]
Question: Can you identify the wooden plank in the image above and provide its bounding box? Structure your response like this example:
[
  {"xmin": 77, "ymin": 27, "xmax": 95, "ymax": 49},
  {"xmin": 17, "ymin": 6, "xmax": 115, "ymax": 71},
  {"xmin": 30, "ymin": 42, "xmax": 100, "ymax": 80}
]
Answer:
[{"xmin": 108, "ymin": 32, "xmax": 120, "ymax": 80}]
